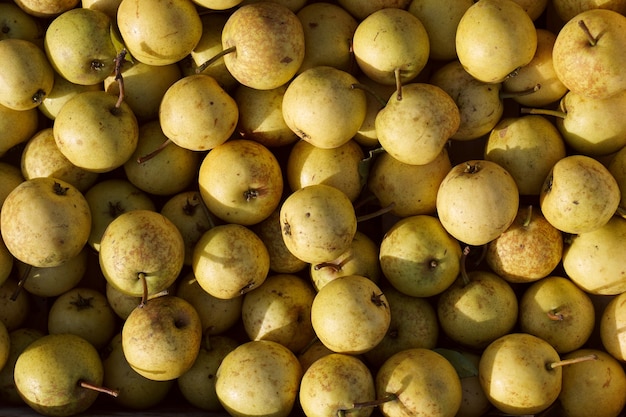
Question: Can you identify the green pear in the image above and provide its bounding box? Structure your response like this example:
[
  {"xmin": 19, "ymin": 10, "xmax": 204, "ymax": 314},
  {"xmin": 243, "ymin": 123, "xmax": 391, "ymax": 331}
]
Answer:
[
  {"xmin": 478, "ymin": 332, "xmax": 562, "ymax": 415},
  {"xmin": 117, "ymin": 0, "xmax": 202, "ymax": 66},
  {"xmin": 375, "ymin": 83, "xmax": 460, "ymax": 166},
  {"xmin": 0, "ymin": 3, "xmax": 44, "ymax": 45},
  {"xmin": 14, "ymin": 333, "xmax": 117, "ymax": 416},
  {"xmin": 429, "ymin": 59, "xmax": 504, "ymax": 141},
  {"xmin": 455, "ymin": 0, "xmax": 537, "ymax": 83},
  {"xmin": 0, "ymin": 327, "xmax": 45, "ymax": 405},
  {"xmin": 436, "ymin": 159, "xmax": 519, "ymax": 246},
  {"xmin": 102, "ymin": 333, "xmax": 174, "ymax": 410},
  {"xmin": 299, "ymin": 353, "xmax": 376, "ymax": 417},
  {"xmin": 600, "ymin": 290, "xmax": 626, "ymax": 361},
  {"xmin": 352, "ymin": 74, "xmax": 396, "ymax": 148},
  {"xmin": 455, "ymin": 351, "xmax": 491, "ymax": 417},
  {"xmin": 297, "ymin": 339, "xmax": 334, "ymax": 373},
  {"xmin": 379, "ymin": 214, "xmax": 462, "ymax": 298},
  {"xmin": 122, "ymin": 295, "xmax": 202, "ymax": 381},
  {"xmin": 215, "ymin": 340, "xmax": 302, "ymax": 417},
  {"xmin": 44, "ymin": 8, "xmax": 116, "ymax": 86},
  {"xmin": 296, "ymin": 2, "xmax": 358, "ymax": 74},
  {"xmin": 352, "ymin": 8, "xmax": 430, "ymax": 87},
  {"xmin": 1, "ymin": 177, "xmax": 91, "ymax": 268},
  {"xmin": 408, "ymin": 0, "xmax": 473, "ymax": 61},
  {"xmin": 559, "ymin": 348, "xmax": 626, "ymax": 417},
  {"xmin": 0, "ymin": 38, "xmax": 55, "ymax": 110},
  {"xmin": 38, "ymin": 71, "xmax": 102, "ymax": 120},
  {"xmin": 191, "ymin": 0, "xmax": 243, "ymax": 9},
  {"xmin": 552, "ymin": 8, "xmax": 626, "ymax": 99},
  {"xmin": 0, "ymin": 278, "xmax": 30, "ymax": 331},
  {"xmin": 336, "ymin": 0, "xmax": 411, "ymax": 21},
  {"xmin": 437, "ymin": 270, "xmax": 519, "ymax": 350},
  {"xmin": 519, "ymin": 276, "xmax": 595, "ymax": 354},
  {"xmin": 282, "ymin": 65, "xmax": 367, "ymax": 149},
  {"xmin": 81, "ymin": 0, "xmax": 123, "ymax": 19},
  {"xmin": 0, "ymin": 232, "xmax": 13, "ymax": 288},
  {"xmin": 0, "ymin": 320, "xmax": 8, "ymax": 372},
  {"xmin": 159, "ymin": 74, "xmax": 238, "ymax": 152},
  {"xmin": 311, "ymin": 274, "xmax": 391, "ymax": 355},
  {"xmin": 539, "ymin": 154, "xmax": 620, "ymax": 234},
  {"xmin": 220, "ymin": 2, "xmax": 305, "ymax": 90},
  {"xmin": 20, "ymin": 127, "xmax": 99, "ymax": 193},
  {"xmin": 198, "ymin": 139, "xmax": 284, "ymax": 226},
  {"xmin": 0, "ymin": 104, "xmax": 39, "ymax": 157},
  {"xmin": 484, "ymin": 115, "xmax": 567, "ymax": 196},
  {"xmin": 280, "ymin": 184, "xmax": 357, "ymax": 264},
  {"xmin": 562, "ymin": 215, "xmax": 626, "ymax": 295},
  {"xmin": 0, "ymin": 162, "xmax": 25, "ymax": 210},
  {"xmin": 287, "ymin": 139, "xmax": 365, "ymax": 202},
  {"xmin": 513, "ymin": 0, "xmax": 550, "ymax": 20},
  {"xmin": 53, "ymin": 90, "xmax": 139, "ymax": 173},
  {"xmin": 552, "ymin": 0, "xmax": 626, "ymax": 23},
  {"xmin": 608, "ymin": 145, "xmax": 626, "ymax": 211},
  {"xmin": 13, "ymin": 0, "xmax": 78, "ymax": 17},
  {"xmin": 242, "ymin": 273, "xmax": 316, "ymax": 352},
  {"xmin": 368, "ymin": 148, "xmax": 452, "ymax": 218},
  {"xmin": 376, "ymin": 348, "xmax": 463, "ymax": 417},
  {"xmin": 192, "ymin": 223, "xmax": 270, "ymax": 300}
]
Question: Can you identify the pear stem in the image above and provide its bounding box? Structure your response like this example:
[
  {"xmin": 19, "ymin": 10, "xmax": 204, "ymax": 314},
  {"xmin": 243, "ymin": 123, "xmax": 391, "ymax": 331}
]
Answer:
[
  {"xmin": 137, "ymin": 139, "xmax": 172, "ymax": 164},
  {"xmin": 394, "ymin": 68, "xmax": 402, "ymax": 101},
  {"xmin": 10, "ymin": 264, "xmax": 32, "ymax": 301},
  {"xmin": 351, "ymin": 83, "xmax": 387, "ymax": 108},
  {"xmin": 547, "ymin": 309, "xmax": 565, "ymax": 321},
  {"xmin": 138, "ymin": 272, "xmax": 148, "ymax": 308},
  {"xmin": 79, "ymin": 380, "xmax": 119, "ymax": 397},
  {"xmin": 356, "ymin": 202, "xmax": 395, "ymax": 223},
  {"xmin": 547, "ymin": 354, "xmax": 598, "ymax": 370},
  {"xmin": 523, "ymin": 205, "xmax": 533, "ymax": 227},
  {"xmin": 113, "ymin": 49, "xmax": 127, "ymax": 109},
  {"xmin": 500, "ymin": 83, "xmax": 541, "ymax": 99},
  {"xmin": 196, "ymin": 45, "xmax": 236, "ymax": 73},
  {"xmin": 347, "ymin": 393, "xmax": 398, "ymax": 413},
  {"xmin": 460, "ymin": 246, "xmax": 471, "ymax": 286},
  {"xmin": 314, "ymin": 254, "xmax": 353, "ymax": 272},
  {"xmin": 578, "ymin": 20, "xmax": 597, "ymax": 46},
  {"xmin": 521, "ymin": 107, "xmax": 566, "ymax": 119}
]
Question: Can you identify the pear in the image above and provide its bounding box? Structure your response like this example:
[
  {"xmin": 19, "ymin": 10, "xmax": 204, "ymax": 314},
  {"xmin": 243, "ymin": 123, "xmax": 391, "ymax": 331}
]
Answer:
[
  {"xmin": 298, "ymin": 339, "xmax": 334, "ymax": 372},
  {"xmin": 352, "ymin": 8, "xmax": 430, "ymax": 87},
  {"xmin": 484, "ymin": 115, "xmax": 567, "ymax": 196},
  {"xmin": 455, "ymin": 0, "xmax": 537, "ymax": 83},
  {"xmin": 13, "ymin": 0, "xmax": 78, "ymax": 17},
  {"xmin": 0, "ymin": 234, "xmax": 13, "ymax": 288},
  {"xmin": 539, "ymin": 154, "xmax": 620, "ymax": 234},
  {"xmin": 552, "ymin": 8, "xmax": 626, "ymax": 99},
  {"xmin": 282, "ymin": 65, "xmax": 367, "ymax": 149},
  {"xmin": 512, "ymin": 0, "xmax": 550, "ymax": 20},
  {"xmin": 191, "ymin": 0, "xmax": 243, "ymax": 9},
  {"xmin": 117, "ymin": 0, "xmax": 203, "ymax": 66},
  {"xmin": 562, "ymin": 215, "xmax": 626, "ymax": 295},
  {"xmin": 375, "ymin": 83, "xmax": 461, "ymax": 166},
  {"xmin": 408, "ymin": 0, "xmax": 473, "ymax": 61},
  {"xmin": 429, "ymin": 59, "xmax": 504, "ymax": 141},
  {"xmin": 280, "ymin": 184, "xmax": 357, "ymax": 264},
  {"xmin": 0, "ymin": 320, "xmax": 8, "ymax": 372},
  {"xmin": 608, "ymin": 145, "xmax": 626, "ymax": 212},
  {"xmin": 286, "ymin": 139, "xmax": 365, "ymax": 203},
  {"xmin": 1, "ymin": 177, "xmax": 91, "ymax": 268},
  {"xmin": 559, "ymin": 348, "xmax": 626, "ymax": 417},
  {"xmin": 552, "ymin": 0, "xmax": 626, "ymax": 23},
  {"xmin": 436, "ymin": 159, "xmax": 519, "ymax": 246},
  {"xmin": 455, "ymin": 351, "xmax": 491, "ymax": 417},
  {"xmin": 311, "ymin": 275, "xmax": 390, "ymax": 355},
  {"xmin": 220, "ymin": 2, "xmax": 305, "ymax": 90},
  {"xmin": 198, "ymin": 139, "xmax": 284, "ymax": 226},
  {"xmin": 14, "ymin": 333, "xmax": 117, "ymax": 416},
  {"xmin": 0, "ymin": 327, "xmax": 45, "ymax": 405},
  {"xmin": 38, "ymin": 72, "xmax": 102, "ymax": 121},
  {"xmin": 192, "ymin": 223, "xmax": 270, "ymax": 300},
  {"xmin": 0, "ymin": 278, "xmax": 30, "ymax": 331},
  {"xmin": 242, "ymin": 273, "xmax": 316, "ymax": 352},
  {"xmin": 0, "ymin": 3, "xmax": 44, "ymax": 45},
  {"xmin": 0, "ymin": 38, "xmax": 55, "ymax": 110},
  {"xmin": 485, "ymin": 205, "xmax": 564, "ymax": 283},
  {"xmin": 215, "ymin": 340, "xmax": 302, "ymax": 417},
  {"xmin": 81, "ymin": 0, "xmax": 123, "ymax": 19},
  {"xmin": 352, "ymin": 74, "xmax": 396, "ymax": 148},
  {"xmin": 376, "ymin": 348, "xmax": 463, "ymax": 417},
  {"xmin": 0, "ymin": 104, "xmax": 39, "ymax": 157},
  {"xmin": 0, "ymin": 163, "xmax": 24, "ymax": 209},
  {"xmin": 296, "ymin": 2, "xmax": 358, "ymax": 73},
  {"xmin": 299, "ymin": 353, "xmax": 376, "ymax": 417},
  {"xmin": 368, "ymin": 148, "xmax": 452, "ymax": 218},
  {"xmin": 122, "ymin": 295, "xmax": 202, "ymax": 381},
  {"xmin": 478, "ymin": 332, "xmax": 562, "ymax": 415},
  {"xmin": 44, "ymin": 8, "xmax": 117, "ymax": 86},
  {"xmin": 600, "ymin": 290, "xmax": 626, "ymax": 361},
  {"xmin": 53, "ymin": 90, "xmax": 139, "ymax": 173},
  {"xmin": 102, "ymin": 333, "xmax": 174, "ymax": 410},
  {"xmin": 379, "ymin": 214, "xmax": 462, "ymax": 298},
  {"xmin": 437, "ymin": 270, "xmax": 519, "ymax": 350},
  {"xmin": 519, "ymin": 276, "xmax": 595, "ymax": 354}
]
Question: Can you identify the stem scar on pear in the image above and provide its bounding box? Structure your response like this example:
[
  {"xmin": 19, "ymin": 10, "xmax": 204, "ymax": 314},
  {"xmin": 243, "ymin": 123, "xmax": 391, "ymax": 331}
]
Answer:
[{"xmin": 371, "ymin": 292, "xmax": 387, "ymax": 308}]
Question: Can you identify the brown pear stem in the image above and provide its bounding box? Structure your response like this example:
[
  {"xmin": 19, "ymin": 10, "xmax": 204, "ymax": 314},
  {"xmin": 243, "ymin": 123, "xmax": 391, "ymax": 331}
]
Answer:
[
  {"xmin": 394, "ymin": 68, "xmax": 402, "ymax": 101},
  {"xmin": 460, "ymin": 246, "xmax": 471, "ymax": 286},
  {"xmin": 114, "ymin": 49, "xmax": 127, "ymax": 109},
  {"xmin": 351, "ymin": 83, "xmax": 387, "ymax": 108},
  {"xmin": 137, "ymin": 139, "xmax": 172, "ymax": 164},
  {"xmin": 356, "ymin": 202, "xmax": 396, "ymax": 223},
  {"xmin": 521, "ymin": 107, "xmax": 567, "ymax": 119},
  {"xmin": 11, "ymin": 264, "xmax": 32, "ymax": 301},
  {"xmin": 79, "ymin": 380, "xmax": 119, "ymax": 397},
  {"xmin": 523, "ymin": 205, "xmax": 533, "ymax": 227},
  {"xmin": 547, "ymin": 354, "xmax": 598, "ymax": 370},
  {"xmin": 138, "ymin": 272, "xmax": 148, "ymax": 308},
  {"xmin": 578, "ymin": 20, "xmax": 597, "ymax": 46},
  {"xmin": 348, "ymin": 393, "xmax": 398, "ymax": 412},
  {"xmin": 196, "ymin": 45, "xmax": 236, "ymax": 74},
  {"xmin": 547, "ymin": 310, "xmax": 565, "ymax": 321},
  {"xmin": 500, "ymin": 83, "xmax": 541, "ymax": 99},
  {"xmin": 314, "ymin": 254, "xmax": 353, "ymax": 272}
]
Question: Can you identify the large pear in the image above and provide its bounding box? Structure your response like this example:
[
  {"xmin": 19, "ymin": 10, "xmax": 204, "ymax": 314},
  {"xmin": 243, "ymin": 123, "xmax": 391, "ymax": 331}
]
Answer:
[{"xmin": 456, "ymin": 0, "xmax": 537, "ymax": 83}]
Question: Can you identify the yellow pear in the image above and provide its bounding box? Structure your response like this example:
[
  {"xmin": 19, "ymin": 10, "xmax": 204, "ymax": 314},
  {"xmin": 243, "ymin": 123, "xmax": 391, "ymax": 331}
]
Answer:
[
  {"xmin": 13, "ymin": 0, "xmax": 78, "ymax": 17},
  {"xmin": 0, "ymin": 104, "xmax": 39, "ymax": 157}
]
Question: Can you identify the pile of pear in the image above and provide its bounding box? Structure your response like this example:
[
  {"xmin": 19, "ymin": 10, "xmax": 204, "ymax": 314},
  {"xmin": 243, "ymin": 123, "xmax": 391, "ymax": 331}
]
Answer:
[{"xmin": 1, "ymin": 0, "xmax": 626, "ymax": 416}]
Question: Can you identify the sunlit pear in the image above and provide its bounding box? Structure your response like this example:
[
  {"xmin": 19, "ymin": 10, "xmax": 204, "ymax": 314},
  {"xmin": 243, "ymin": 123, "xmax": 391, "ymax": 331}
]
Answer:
[
  {"xmin": 0, "ymin": 3, "xmax": 44, "ymax": 45},
  {"xmin": 220, "ymin": 2, "xmax": 305, "ymax": 90},
  {"xmin": 455, "ymin": 0, "xmax": 537, "ymax": 83},
  {"xmin": 81, "ymin": 0, "xmax": 123, "ymax": 19},
  {"xmin": 352, "ymin": 8, "xmax": 429, "ymax": 87},
  {"xmin": 13, "ymin": 0, "xmax": 78, "ymax": 17},
  {"xmin": 117, "ymin": 0, "xmax": 203, "ymax": 66},
  {"xmin": 39, "ymin": 72, "xmax": 102, "ymax": 121},
  {"xmin": 190, "ymin": 0, "xmax": 243, "ymax": 9},
  {"xmin": 0, "ymin": 328, "xmax": 45, "ymax": 405},
  {"xmin": 352, "ymin": 74, "xmax": 396, "ymax": 148},
  {"xmin": 553, "ymin": 0, "xmax": 626, "ymax": 22},
  {"xmin": 608, "ymin": 145, "xmax": 626, "ymax": 212},
  {"xmin": 600, "ymin": 290, "xmax": 626, "ymax": 361},
  {"xmin": 540, "ymin": 154, "xmax": 620, "ymax": 234},
  {"xmin": 159, "ymin": 74, "xmax": 238, "ymax": 152},
  {"xmin": 408, "ymin": 0, "xmax": 473, "ymax": 61},
  {"xmin": 336, "ymin": 0, "xmax": 411, "ymax": 21},
  {"xmin": 375, "ymin": 83, "xmax": 460, "ymax": 166},
  {"xmin": 0, "ymin": 38, "xmax": 54, "ymax": 111},
  {"xmin": 282, "ymin": 66, "xmax": 367, "ymax": 149}
]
